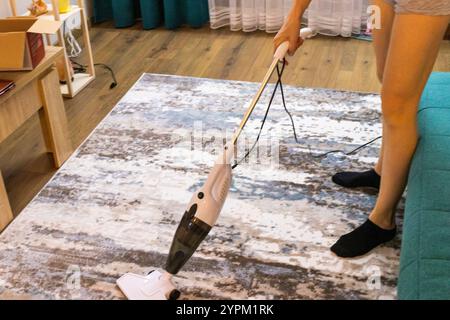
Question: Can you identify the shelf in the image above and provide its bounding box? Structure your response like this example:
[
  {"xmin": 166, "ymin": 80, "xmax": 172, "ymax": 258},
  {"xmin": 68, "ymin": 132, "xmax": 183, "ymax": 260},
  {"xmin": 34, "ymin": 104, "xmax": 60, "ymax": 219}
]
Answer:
[
  {"xmin": 60, "ymin": 73, "xmax": 94, "ymax": 97},
  {"xmin": 23, "ymin": 4, "xmax": 82, "ymax": 23},
  {"xmin": 12, "ymin": 0, "xmax": 96, "ymax": 98}
]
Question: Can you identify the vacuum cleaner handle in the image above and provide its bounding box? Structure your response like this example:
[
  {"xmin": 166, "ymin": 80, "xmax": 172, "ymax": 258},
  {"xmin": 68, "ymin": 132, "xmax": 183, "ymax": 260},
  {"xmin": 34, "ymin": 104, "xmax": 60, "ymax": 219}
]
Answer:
[
  {"xmin": 273, "ymin": 27, "xmax": 314, "ymax": 61},
  {"xmin": 232, "ymin": 27, "xmax": 314, "ymax": 145}
]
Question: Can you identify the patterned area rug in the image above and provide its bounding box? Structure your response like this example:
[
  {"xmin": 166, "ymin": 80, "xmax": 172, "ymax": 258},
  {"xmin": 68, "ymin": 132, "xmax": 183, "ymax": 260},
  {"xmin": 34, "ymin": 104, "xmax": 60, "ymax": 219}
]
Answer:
[{"xmin": 0, "ymin": 74, "xmax": 401, "ymax": 300}]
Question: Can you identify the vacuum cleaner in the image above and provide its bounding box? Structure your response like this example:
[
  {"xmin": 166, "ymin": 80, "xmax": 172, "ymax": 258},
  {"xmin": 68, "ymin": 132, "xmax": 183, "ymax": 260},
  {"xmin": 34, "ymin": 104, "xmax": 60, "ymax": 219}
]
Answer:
[{"xmin": 117, "ymin": 28, "xmax": 314, "ymax": 300}]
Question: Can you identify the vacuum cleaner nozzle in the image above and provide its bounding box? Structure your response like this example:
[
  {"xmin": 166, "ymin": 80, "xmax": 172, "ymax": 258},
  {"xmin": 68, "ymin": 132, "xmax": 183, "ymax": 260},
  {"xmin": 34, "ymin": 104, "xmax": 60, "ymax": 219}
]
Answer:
[{"xmin": 116, "ymin": 269, "xmax": 179, "ymax": 300}]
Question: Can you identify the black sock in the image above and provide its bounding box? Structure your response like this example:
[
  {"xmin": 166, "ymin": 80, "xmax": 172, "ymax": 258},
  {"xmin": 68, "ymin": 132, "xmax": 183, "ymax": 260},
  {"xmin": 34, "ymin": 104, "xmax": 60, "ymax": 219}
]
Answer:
[
  {"xmin": 332, "ymin": 169, "xmax": 380, "ymax": 189},
  {"xmin": 330, "ymin": 219, "xmax": 396, "ymax": 258}
]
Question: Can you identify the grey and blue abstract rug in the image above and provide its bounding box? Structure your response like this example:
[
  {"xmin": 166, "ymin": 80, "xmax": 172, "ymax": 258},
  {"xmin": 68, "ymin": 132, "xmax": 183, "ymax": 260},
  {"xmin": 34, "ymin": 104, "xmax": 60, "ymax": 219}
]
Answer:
[{"xmin": 0, "ymin": 74, "xmax": 401, "ymax": 299}]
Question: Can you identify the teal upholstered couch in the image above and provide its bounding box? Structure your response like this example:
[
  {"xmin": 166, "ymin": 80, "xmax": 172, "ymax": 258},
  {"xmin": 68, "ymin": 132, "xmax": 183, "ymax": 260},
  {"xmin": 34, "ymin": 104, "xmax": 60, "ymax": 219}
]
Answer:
[{"xmin": 398, "ymin": 72, "xmax": 450, "ymax": 299}]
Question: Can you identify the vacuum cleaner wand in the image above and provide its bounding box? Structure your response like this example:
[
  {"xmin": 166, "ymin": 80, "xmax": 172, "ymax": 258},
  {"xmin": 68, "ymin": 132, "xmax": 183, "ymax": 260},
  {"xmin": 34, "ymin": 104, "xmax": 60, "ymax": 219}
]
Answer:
[{"xmin": 117, "ymin": 28, "xmax": 313, "ymax": 300}]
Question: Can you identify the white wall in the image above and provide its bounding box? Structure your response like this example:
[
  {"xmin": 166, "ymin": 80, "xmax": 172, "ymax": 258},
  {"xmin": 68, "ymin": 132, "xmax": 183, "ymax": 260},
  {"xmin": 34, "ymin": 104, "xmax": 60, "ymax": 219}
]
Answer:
[{"xmin": 0, "ymin": 1, "xmax": 13, "ymax": 17}]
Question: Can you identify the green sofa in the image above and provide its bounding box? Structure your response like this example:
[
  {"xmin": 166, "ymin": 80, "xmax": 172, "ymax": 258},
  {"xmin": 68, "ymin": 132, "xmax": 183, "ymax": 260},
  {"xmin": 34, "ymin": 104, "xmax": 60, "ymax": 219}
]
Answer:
[{"xmin": 398, "ymin": 72, "xmax": 450, "ymax": 299}]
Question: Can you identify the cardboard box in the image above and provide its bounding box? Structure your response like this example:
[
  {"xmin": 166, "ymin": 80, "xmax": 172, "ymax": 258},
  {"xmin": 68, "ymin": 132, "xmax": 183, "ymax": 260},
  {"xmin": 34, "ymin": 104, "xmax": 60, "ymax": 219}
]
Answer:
[{"xmin": 0, "ymin": 18, "xmax": 61, "ymax": 71}]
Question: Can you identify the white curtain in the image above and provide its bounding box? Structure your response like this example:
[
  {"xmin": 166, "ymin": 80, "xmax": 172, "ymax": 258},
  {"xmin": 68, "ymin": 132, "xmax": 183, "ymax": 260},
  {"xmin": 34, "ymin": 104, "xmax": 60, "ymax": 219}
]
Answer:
[
  {"xmin": 208, "ymin": 0, "xmax": 370, "ymax": 36},
  {"xmin": 307, "ymin": 0, "xmax": 369, "ymax": 36},
  {"xmin": 208, "ymin": 0, "xmax": 293, "ymax": 33}
]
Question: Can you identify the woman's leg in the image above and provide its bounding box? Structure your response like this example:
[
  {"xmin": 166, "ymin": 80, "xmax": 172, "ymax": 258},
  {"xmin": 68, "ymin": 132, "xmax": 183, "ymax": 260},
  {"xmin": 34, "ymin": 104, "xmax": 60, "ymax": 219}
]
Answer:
[
  {"xmin": 331, "ymin": 0, "xmax": 395, "ymax": 189},
  {"xmin": 372, "ymin": 0, "xmax": 396, "ymax": 83},
  {"xmin": 372, "ymin": 0, "xmax": 396, "ymax": 175},
  {"xmin": 370, "ymin": 13, "xmax": 449, "ymax": 228},
  {"xmin": 332, "ymin": 13, "xmax": 450, "ymax": 257}
]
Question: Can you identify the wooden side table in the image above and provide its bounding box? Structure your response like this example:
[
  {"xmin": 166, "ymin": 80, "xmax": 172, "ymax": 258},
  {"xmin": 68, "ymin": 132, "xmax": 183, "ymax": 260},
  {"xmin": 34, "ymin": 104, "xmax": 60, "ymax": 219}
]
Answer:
[{"xmin": 0, "ymin": 46, "xmax": 73, "ymax": 231}]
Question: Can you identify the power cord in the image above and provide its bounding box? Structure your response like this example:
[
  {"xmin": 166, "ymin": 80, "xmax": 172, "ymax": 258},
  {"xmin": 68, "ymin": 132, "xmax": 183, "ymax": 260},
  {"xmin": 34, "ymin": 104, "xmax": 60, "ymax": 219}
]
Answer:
[
  {"xmin": 63, "ymin": 21, "xmax": 82, "ymax": 58},
  {"xmin": 62, "ymin": 21, "xmax": 117, "ymax": 89},
  {"xmin": 232, "ymin": 59, "xmax": 382, "ymax": 169},
  {"xmin": 71, "ymin": 60, "xmax": 118, "ymax": 89},
  {"xmin": 308, "ymin": 135, "xmax": 382, "ymax": 159},
  {"xmin": 232, "ymin": 60, "xmax": 287, "ymax": 169}
]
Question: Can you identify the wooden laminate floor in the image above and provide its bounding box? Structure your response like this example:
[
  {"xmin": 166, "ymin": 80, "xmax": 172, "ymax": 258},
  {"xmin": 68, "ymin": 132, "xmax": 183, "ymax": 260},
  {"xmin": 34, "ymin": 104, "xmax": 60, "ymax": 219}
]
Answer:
[{"xmin": 1, "ymin": 23, "xmax": 449, "ymax": 217}]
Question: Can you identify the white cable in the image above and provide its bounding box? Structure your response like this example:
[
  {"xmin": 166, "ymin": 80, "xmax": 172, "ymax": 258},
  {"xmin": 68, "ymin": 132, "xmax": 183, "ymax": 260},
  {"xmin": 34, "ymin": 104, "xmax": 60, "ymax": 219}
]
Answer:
[{"xmin": 65, "ymin": 27, "xmax": 82, "ymax": 58}]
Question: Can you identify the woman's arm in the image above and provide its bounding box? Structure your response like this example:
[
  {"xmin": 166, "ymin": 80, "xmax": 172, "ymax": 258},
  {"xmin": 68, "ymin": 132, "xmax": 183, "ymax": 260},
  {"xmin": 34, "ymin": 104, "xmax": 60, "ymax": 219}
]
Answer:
[
  {"xmin": 290, "ymin": 0, "xmax": 312, "ymax": 19},
  {"xmin": 274, "ymin": 0, "xmax": 312, "ymax": 56}
]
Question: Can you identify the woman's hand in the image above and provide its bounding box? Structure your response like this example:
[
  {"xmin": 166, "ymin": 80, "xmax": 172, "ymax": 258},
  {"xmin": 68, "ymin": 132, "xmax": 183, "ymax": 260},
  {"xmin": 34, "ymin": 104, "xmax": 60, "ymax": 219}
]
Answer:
[{"xmin": 273, "ymin": 15, "xmax": 304, "ymax": 58}]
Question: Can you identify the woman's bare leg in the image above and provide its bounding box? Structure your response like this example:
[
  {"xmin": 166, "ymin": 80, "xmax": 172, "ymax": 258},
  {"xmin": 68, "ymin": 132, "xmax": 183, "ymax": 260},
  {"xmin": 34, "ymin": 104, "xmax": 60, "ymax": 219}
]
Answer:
[
  {"xmin": 372, "ymin": 0, "xmax": 395, "ymax": 83},
  {"xmin": 372, "ymin": 0, "xmax": 395, "ymax": 175},
  {"xmin": 330, "ymin": 1, "xmax": 394, "ymax": 190},
  {"xmin": 332, "ymin": 13, "xmax": 449, "ymax": 257},
  {"xmin": 370, "ymin": 13, "xmax": 450, "ymax": 229}
]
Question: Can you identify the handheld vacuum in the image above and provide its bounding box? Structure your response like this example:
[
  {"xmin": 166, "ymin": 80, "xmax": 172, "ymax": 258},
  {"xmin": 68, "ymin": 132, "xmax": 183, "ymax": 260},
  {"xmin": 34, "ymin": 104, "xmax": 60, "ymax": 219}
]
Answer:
[{"xmin": 117, "ymin": 28, "xmax": 314, "ymax": 300}]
